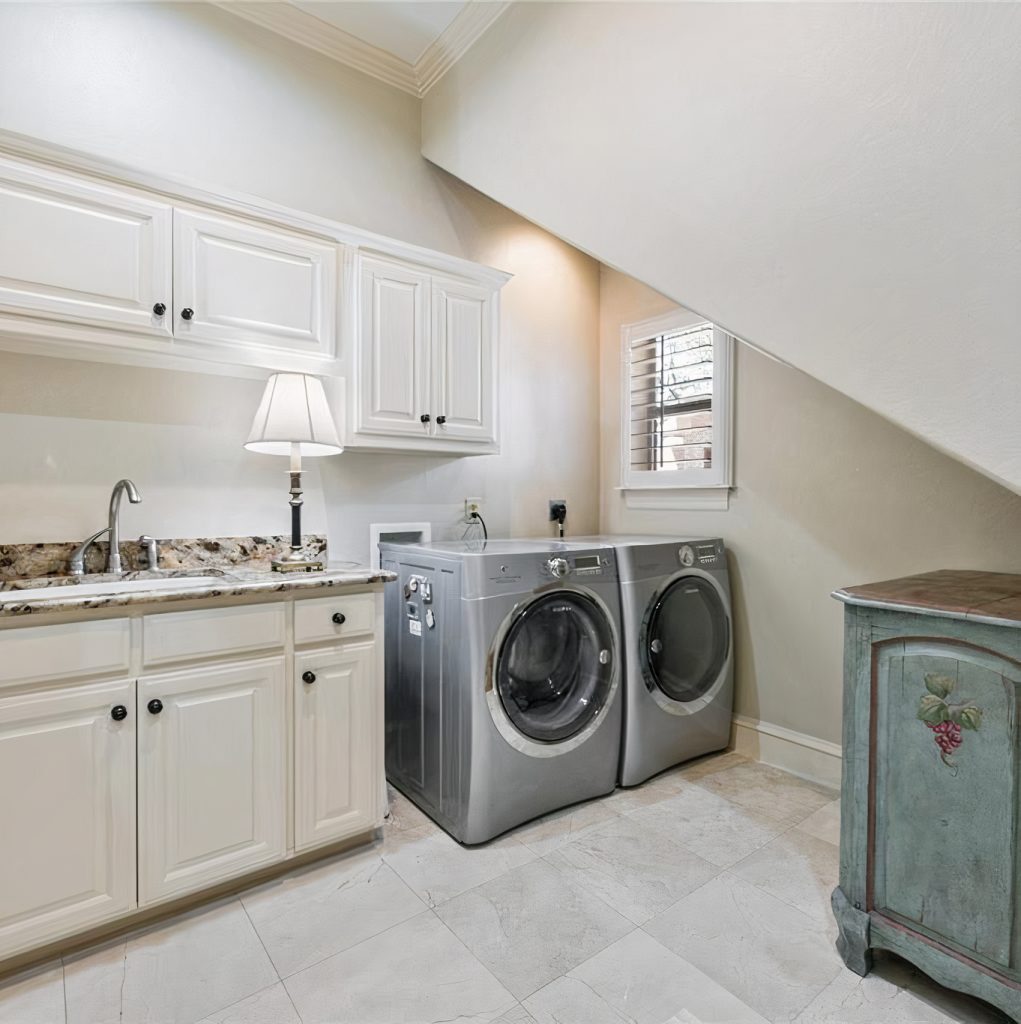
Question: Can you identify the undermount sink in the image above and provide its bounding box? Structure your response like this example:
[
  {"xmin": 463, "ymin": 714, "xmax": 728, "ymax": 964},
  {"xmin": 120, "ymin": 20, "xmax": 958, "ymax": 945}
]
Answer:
[{"xmin": 1, "ymin": 575, "xmax": 227, "ymax": 602}]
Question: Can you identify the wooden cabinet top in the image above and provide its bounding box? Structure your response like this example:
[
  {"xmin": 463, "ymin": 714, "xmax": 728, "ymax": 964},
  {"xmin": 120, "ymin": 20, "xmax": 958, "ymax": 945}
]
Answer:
[{"xmin": 834, "ymin": 569, "xmax": 1021, "ymax": 627}]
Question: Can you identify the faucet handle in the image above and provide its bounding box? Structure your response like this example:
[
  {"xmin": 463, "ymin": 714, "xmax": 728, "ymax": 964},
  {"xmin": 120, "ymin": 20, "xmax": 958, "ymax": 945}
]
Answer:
[{"xmin": 138, "ymin": 535, "xmax": 159, "ymax": 570}]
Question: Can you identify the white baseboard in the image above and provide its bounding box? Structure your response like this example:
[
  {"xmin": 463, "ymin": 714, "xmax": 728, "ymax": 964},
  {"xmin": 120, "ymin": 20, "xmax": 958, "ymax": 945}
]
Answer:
[{"xmin": 731, "ymin": 714, "xmax": 842, "ymax": 791}]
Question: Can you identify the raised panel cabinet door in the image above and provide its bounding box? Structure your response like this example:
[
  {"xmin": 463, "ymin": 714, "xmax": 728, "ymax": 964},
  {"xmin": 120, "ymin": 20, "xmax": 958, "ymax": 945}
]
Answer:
[
  {"xmin": 431, "ymin": 278, "xmax": 496, "ymax": 444},
  {"xmin": 137, "ymin": 657, "xmax": 286, "ymax": 906},
  {"xmin": 0, "ymin": 679, "xmax": 136, "ymax": 960},
  {"xmin": 0, "ymin": 156, "xmax": 172, "ymax": 336},
  {"xmin": 356, "ymin": 256, "xmax": 430, "ymax": 437},
  {"xmin": 173, "ymin": 209, "xmax": 337, "ymax": 361},
  {"xmin": 872, "ymin": 638, "xmax": 1021, "ymax": 969},
  {"xmin": 294, "ymin": 641, "xmax": 380, "ymax": 851}
]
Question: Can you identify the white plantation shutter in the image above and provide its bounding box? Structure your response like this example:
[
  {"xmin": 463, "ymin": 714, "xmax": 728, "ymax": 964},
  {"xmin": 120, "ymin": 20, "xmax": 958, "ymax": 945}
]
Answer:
[
  {"xmin": 621, "ymin": 315, "xmax": 732, "ymax": 490},
  {"xmin": 629, "ymin": 322, "xmax": 715, "ymax": 472}
]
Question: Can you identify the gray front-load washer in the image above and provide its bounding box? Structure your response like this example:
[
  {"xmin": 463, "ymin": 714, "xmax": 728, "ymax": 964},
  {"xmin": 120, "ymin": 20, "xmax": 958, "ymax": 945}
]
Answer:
[
  {"xmin": 379, "ymin": 539, "xmax": 623, "ymax": 845},
  {"xmin": 566, "ymin": 536, "xmax": 734, "ymax": 786}
]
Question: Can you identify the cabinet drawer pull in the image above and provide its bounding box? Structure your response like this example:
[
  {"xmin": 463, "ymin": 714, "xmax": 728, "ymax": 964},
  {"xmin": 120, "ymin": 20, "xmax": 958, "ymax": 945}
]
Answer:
[
  {"xmin": 436, "ymin": 415, "xmax": 447, "ymax": 425},
  {"xmin": 147, "ymin": 699, "xmax": 164, "ymax": 715},
  {"xmin": 152, "ymin": 302, "xmax": 166, "ymax": 317},
  {"xmin": 180, "ymin": 307, "xmax": 195, "ymax": 321},
  {"xmin": 420, "ymin": 414, "xmax": 430, "ymax": 424},
  {"xmin": 302, "ymin": 671, "xmax": 316, "ymax": 685},
  {"xmin": 331, "ymin": 612, "xmax": 346, "ymax": 625},
  {"xmin": 110, "ymin": 704, "xmax": 128, "ymax": 721}
]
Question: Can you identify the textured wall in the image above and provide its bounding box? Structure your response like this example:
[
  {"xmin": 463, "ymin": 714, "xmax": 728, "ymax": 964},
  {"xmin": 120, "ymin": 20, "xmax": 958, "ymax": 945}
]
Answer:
[
  {"xmin": 600, "ymin": 268, "xmax": 1021, "ymax": 747},
  {"xmin": 424, "ymin": 1, "xmax": 1021, "ymax": 492}
]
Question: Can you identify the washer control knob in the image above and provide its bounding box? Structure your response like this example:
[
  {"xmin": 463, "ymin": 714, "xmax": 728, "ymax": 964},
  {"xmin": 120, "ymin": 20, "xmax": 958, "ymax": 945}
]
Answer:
[
  {"xmin": 678, "ymin": 545, "xmax": 696, "ymax": 567},
  {"xmin": 546, "ymin": 557, "xmax": 570, "ymax": 578}
]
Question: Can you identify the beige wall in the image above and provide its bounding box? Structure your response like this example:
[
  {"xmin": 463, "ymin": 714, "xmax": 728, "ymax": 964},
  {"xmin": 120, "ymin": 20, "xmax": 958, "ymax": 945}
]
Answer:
[
  {"xmin": 600, "ymin": 268, "xmax": 1021, "ymax": 747},
  {"xmin": 0, "ymin": 3, "xmax": 601, "ymax": 558}
]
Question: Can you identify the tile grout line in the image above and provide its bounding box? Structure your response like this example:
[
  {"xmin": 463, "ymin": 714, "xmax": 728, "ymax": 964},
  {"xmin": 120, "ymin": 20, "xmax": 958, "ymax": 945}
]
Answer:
[{"xmin": 275, "ymin": 898, "xmax": 431, "ymax": 984}]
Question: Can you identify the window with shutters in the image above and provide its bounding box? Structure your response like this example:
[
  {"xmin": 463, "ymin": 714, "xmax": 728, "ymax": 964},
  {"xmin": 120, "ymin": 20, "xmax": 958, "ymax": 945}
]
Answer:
[{"xmin": 621, "ymin": 311, "xmax": 733, "ymax": 491}]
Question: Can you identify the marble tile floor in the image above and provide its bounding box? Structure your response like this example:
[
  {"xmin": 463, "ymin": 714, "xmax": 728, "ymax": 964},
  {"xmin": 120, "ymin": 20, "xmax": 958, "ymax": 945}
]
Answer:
[{"xmin": 0, "ymin": 753, "xmax": 1009, "ymax": 1024}]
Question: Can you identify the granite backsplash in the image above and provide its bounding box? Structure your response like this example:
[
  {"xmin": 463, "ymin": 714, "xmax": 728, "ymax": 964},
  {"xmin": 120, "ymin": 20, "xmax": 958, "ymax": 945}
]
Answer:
[{"xmin": 0, "ymin": 535, "xmax": 328, "ymax": 581}]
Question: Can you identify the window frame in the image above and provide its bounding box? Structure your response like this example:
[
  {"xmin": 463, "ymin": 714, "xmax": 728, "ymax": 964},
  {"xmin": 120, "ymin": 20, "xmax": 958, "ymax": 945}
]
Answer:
[{"xmin": 619, "ymin": 310, "xmax": 733, "ymax": 492}]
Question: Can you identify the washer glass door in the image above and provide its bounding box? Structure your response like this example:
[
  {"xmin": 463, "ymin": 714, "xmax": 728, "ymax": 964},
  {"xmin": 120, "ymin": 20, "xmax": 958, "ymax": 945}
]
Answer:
[
  {"xmin": 496, "ymin": 591, "xmax": 614, "ymax": 743},
  {"xmin": 642, "ymin": 575, "xmax": 729, "ymax": 703}
]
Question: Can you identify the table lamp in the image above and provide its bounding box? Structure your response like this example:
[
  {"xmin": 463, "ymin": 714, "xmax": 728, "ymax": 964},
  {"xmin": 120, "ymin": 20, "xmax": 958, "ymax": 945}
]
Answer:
[{"xmin": 244, "ymin": 372, "xmax": 342, "ymax": 572}]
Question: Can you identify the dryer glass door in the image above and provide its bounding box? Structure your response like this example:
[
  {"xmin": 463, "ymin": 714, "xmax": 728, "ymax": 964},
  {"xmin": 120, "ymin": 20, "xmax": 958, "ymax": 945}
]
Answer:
[
  {"xmin": 642, "ymin": 575, "xmax": 729, "ymax": 703},
  {"xmin": 496, "ymin": 591, "xmax": 614, "ymax": 743}
]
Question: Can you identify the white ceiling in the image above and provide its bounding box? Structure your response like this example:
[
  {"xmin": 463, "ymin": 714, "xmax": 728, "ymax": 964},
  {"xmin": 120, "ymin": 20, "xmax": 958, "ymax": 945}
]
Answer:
[
  {"xmin": 218, "ymin": 0, "xmax": 505, "ymax": 96},
  {"xmin": 290, "ymin": 2, "xmax": 466, "ymax": 64}
]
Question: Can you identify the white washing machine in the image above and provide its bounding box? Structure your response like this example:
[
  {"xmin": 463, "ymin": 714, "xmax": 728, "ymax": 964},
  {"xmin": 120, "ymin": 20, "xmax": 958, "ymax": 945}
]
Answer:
[
  {"xmin": 567, "ymin": 536, "xmax": 734, "ymax": 786},
  {"xmin": 379, "ymin": 539, "xmax": 623, "ymax": 844}
]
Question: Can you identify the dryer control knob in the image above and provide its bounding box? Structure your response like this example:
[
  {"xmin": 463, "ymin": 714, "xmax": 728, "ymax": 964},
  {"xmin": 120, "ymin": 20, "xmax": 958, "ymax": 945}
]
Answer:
[{"xmin": 547, "ymin": 557, "xmax": 570, "ymax": 578}]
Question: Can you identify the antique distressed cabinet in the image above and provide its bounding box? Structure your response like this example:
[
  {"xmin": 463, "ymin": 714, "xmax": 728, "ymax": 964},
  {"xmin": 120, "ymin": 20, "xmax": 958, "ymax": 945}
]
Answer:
[{"xmin": 832, "ymin": 570, "xmax": 1021, "ymax": 1021}]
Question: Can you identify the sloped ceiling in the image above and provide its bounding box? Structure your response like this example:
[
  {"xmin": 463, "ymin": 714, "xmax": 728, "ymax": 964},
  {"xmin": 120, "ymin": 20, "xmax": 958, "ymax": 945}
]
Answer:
[{"xmin": 422, "ymin": 2, "xmax": 1021, "ymax": 493}]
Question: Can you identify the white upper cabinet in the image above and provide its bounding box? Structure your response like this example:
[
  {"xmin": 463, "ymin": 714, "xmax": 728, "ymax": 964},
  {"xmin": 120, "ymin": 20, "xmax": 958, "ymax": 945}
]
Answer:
[
  {"xmin": 356, "ymin": 257, "xmax": 431, "ymax": 439},
  {"xmin": 351, "ymin": 254, "xmax": 500, "ymax": 454},
  {"xmin": 0, "ymin": 138, "xmax": 508, "ymax": 454},
  {"xmin": 173, "ymin": 209, "xmax": 337, "ymax": 364},
  {"xmin": 0, "ymin": 156, "xmax": 172, "ymax": 337},
  {"xmin": 432, "ymin": 277, "xmax": 495, "ymax": 445}
]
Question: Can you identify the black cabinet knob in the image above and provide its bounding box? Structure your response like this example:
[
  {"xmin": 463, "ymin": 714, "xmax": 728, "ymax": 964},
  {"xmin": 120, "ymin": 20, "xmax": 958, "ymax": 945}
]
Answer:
[
  {"xmin": 436, "ymin": 415, "xmax": 447, "ymax": 425},
  {"xmin": 420, "ymin": 414, "xmax": 431, "ymax": 424},
  {"xmin": 180, "ymin": 307, "xmax": 195, "ymax": 321},
  {"xmin": 152, "ymin": 302, "xmax": 166, "ymax": 316},
  {"xmin": 110, "ymin": 705, "xmax": 128, "ymax": 721},
  {"xmin": 331, "ymin": 612, "xmax": 346, "ymax": 625},
  {"xmin": 147, "ymin": 699, "xmax": 164, "ymax": 715},
  {"xmin": 302, "ymin": 671, "xmax": 316, "ymax": 685}
]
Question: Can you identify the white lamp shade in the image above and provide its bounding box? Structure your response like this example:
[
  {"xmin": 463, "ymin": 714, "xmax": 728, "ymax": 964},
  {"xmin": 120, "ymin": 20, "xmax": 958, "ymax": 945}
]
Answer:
[{"xmin": 244, "ymin": 373, "xmax": 343, "ymax": 457}]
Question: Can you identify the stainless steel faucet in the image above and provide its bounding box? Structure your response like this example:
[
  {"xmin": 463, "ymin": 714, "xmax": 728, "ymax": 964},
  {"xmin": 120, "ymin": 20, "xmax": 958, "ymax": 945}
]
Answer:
[{"xmin": 69, "ymin": 479, "xmax": 142, "ymax": 575}]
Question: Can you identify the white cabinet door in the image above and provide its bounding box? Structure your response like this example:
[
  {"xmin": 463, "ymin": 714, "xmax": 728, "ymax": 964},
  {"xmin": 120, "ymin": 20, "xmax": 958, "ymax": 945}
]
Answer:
[
  {"xmin": 138, "ymin": 657, "xmax": 286, "ymax": 906},
  {"xmin": 294, "ymin": 642, "xmax": 379, "ymax": 851},
  {"xmin": 357, "ymin": 256, "xmax": 431, "ymax": 438},
  {"xmin": 0, "ymin": 679, "xmax": 136, "ymax": 959},
  {"xmin": 0, "ymin": 156, "xmax": 172, "ymax": 336},
  {"xmin": 432, "ymin": 278, "xmax": 496, "ymax": 444},
  {"xmin": 173, "ymin": 209, "xmax": 337, "ymax": 361}
]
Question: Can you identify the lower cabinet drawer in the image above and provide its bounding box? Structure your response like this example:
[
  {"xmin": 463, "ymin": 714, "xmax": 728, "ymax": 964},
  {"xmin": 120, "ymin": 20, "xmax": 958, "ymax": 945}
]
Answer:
[
  {"xmin": 0, "ymin": 618, "xmax": 130, "ymax": 691},
  {"xmin": 137, "ymin": 656, "xmax": 287, "ymax": 906},
  {"xmin": 143, "ymin": 602, "xmax": 285, "ymax": 666},
  {"xmin": 0, "ymin": 678, "xmax": 136, "ymax": 959},
  {"xmin": 294, "ymin": 592, "xmax": 375, "ymax": 645}
]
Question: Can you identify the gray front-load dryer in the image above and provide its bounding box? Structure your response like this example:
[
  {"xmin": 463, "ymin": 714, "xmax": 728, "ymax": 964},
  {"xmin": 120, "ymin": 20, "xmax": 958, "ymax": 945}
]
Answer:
[
  {"xmin": 379, "ymin": 539, "xmax": 623, "ymax": 845},
  {"xmin": 567, "ymin": 536, "xmax": 734, "ymax": 786}
]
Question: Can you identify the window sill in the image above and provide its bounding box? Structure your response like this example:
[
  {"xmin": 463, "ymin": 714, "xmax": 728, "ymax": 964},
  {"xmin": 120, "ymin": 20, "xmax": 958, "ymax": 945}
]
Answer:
[{"xmin": 618, "ymin": 486, "xmax": 731, "ymax": 512}]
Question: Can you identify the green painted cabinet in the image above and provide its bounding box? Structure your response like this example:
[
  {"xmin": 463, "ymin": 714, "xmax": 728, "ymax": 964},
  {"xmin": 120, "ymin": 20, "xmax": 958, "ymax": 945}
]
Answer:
[{"xmin": 833, "ymin": 571, "xmax": 1021, "ymax": 1022}]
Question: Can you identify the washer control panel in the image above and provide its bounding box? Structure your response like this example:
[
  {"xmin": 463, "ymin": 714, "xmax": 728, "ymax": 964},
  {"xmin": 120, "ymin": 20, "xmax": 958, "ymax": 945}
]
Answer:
[{"xmin": 542, "ymin": 553, "xmax": 607, "ymax": 578}]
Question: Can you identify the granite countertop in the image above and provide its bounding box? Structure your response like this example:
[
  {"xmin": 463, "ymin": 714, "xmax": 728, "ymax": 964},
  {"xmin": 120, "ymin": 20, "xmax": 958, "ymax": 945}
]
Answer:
[
  {"xmin": 833, "ymin": 569, "xmax": 1021, "ymax": 626},
  {"xmin": 0, "ymin": 563, "xmax": 395, "ymax": 618}
]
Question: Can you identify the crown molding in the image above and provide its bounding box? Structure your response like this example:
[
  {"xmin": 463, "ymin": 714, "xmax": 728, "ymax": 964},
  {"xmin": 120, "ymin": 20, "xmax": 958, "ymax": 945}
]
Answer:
[
  {"xmin": 213, "ymin": 1, "xmax": 509, "ymax": 98},
  {"xmin": 416, "ymin": 2, "xmax": 509, "ymax": 95}
]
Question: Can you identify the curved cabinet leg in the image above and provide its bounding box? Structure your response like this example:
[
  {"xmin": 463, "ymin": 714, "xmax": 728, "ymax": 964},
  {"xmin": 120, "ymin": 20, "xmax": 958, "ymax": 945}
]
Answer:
[{"xmin": 832, "ymin": 886, "xmax": 873, "ymax": 976}]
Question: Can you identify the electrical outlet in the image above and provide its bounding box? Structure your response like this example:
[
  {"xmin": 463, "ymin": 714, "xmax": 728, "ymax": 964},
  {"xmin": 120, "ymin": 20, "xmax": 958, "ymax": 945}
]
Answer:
[
  {"xmin": 464, "ymin": 497, "xmax": 483, "ymax": 519},
  {"xmin": 549, "ymin": 499, "xmax": 567, "ymax": 522}
]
